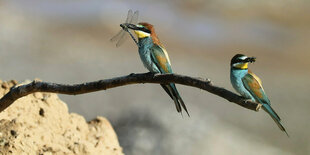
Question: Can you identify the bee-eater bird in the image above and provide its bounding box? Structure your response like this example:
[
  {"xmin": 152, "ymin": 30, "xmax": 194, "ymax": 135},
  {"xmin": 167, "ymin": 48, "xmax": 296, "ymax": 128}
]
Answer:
[
  {"xmin": 230, "ymin": 54, "xmax": 288, "ymax": 136},
  {"xmin": 123, "ymin": 22, "xmax": 189, "ymax": 116}
]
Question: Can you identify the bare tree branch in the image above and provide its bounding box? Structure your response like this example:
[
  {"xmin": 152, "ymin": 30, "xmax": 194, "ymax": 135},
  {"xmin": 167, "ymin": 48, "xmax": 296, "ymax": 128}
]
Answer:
[{"xmin": 0, "ymin": 72, "xmax": 261, "ymax": 113}]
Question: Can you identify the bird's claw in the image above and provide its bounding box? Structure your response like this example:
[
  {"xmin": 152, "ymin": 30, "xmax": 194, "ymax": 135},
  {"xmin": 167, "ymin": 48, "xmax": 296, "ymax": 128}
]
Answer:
[
  {"xmin": 144, "ymin": 72, "xmax": 158, "ymax": 76},
  {"xmin": 245, "ymin": 99, "xmax": 252, "ymax": 103},
  {"xmin": 243, "ymin": 99, "xmax": 253, "ymax": 104},
  {"xmin": 256, "ymin": 104, "xmax": 262, "ymax": 111},
  {"xmin": 153, "ymin": 72, "xmax": 161, "ymax": 76}
]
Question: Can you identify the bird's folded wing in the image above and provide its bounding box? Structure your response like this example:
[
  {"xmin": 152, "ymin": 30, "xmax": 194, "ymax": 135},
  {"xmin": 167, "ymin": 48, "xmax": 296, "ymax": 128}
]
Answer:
[
  {"xmin": 150, "ymin": 45, "xmax": 173, "ymax": 73},
  {"xmin": 242, "ymin": 72, "xmax": 271, "ymax": 105}
]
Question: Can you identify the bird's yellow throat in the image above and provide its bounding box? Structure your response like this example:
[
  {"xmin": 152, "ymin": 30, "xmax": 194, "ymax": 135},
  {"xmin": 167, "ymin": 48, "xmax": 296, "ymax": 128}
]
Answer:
[
  {"xmin": 235, "ymin": 63, "xmax": 248, "ymax": 69},
  {"xmin": 134, "ymin": 30, "xmax": 150, "ymax": 38}
]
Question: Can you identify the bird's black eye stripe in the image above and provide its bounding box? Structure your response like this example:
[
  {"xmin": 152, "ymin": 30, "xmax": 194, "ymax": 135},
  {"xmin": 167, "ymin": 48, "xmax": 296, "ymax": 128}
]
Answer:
[
  {"xmin": 137, "ymin": 27, "xmax": 151, "ymax": 33},
  {"xmin": 235, "ymin": 59, "xmax": 244, "ymax": 63}
]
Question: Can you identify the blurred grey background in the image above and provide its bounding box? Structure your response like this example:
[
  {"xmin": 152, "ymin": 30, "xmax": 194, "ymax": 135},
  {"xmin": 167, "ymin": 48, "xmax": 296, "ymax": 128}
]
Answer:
[{"xmin": 1, "ymin": 0, "xmax": 310, "ymax": 154}]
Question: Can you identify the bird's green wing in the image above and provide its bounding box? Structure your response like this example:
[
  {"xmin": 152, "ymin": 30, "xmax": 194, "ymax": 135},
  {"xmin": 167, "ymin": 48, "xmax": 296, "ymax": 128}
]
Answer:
[
  {"xmin": 150, "ymin": 45, "xmax": 172, "ymax": 74},
  {"xmin": 242, "ymin": 72, "xmax": 281, "ymax": 120},
  {"xmin": 241, "ymin": 72, "xmax": 270, "ymax": 105},
  {"xmin": 150, "ymin": 44, "xmax": 190, "ymax": 116},
  {"xmin": 242, "ymin": 72, "xmax": 287, "ymax": 134}
]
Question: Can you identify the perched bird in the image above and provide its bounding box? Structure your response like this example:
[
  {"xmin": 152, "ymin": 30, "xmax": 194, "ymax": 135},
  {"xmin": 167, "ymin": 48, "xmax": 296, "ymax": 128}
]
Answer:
[
  {"xmin": 123, "ymin": 22, "xmax": 189, "ymax": 116},
  {"xmin": 230, "ymin": 54, "xmax": 288, "ymax": 136}
]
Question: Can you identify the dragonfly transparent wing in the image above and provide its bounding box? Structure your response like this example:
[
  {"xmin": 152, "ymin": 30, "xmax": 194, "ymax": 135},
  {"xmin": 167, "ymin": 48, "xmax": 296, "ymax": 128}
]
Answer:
[
  {"xmin": 125, "ymin": 10, "xmax": 139, "ymax": 46},
  {"xmin": 130, "ymin": 10, "xmax": 139, "ymax": 25},
  {"xmin": 115, "ymin": 33, "xmax": 129, "ymax": 47},
  {"xmin": 110, "ymin": 10, "xmax": 133, "ymax": 42},
  {"xmin": 110, "ymin": 29, "xmax": 124, "ymax": 42},
  {"xmin": 115, "ymin": 10, "xmax": 139, "ymax": 47},
  {"xmin": 125, "ymin": 10, "xmax": 134, "ymax": 23},
  {"xmin": 110, "ymin": 10, "xmax": 139, "ymax": 47},
  {"xmin": 111, "ymin": 10, "xmax": 135, "ymax": 47}
]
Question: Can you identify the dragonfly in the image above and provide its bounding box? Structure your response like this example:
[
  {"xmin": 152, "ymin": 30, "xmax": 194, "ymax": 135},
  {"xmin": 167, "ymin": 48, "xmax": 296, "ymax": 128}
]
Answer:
[{"xmin": 111, "ymin": 10, "xmax": 139, "ymax": 47}]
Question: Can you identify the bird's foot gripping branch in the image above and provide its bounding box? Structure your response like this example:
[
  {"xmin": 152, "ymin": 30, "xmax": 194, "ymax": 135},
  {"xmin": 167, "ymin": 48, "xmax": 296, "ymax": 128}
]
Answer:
[{"xmin": 0, "ymin": 73, "xmax": 261, "ymax": 113}]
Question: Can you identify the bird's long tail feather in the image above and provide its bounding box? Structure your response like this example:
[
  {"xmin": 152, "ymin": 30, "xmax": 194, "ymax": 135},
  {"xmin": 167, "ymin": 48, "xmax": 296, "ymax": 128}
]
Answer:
[
  {"xmin": 160, "ymin": 84, "xmax": 190, "ymax": 116},
  {"xmin": 160, "ymin": 84, "xmax": 181, "ymax": 112},
  {"xmin": 262, "ymin": 104, "xmax": 289, "ymax": 137}
]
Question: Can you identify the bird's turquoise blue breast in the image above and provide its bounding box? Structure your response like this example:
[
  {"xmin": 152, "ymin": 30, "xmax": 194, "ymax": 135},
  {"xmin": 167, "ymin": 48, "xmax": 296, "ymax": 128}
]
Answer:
[
  {"xmin": 230, "ymin": 69, "xmax": 255, "ymax": 100},
  {"xmin": 138, "ymin": 37, "xmax": 160, "ymax": 73}
]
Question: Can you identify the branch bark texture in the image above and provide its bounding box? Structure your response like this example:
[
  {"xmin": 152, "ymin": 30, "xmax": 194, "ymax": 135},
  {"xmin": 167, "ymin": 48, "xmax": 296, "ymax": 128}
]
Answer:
[{"xmin": 0, "ymin": 73, "xmax": 261, "ymax": 112}]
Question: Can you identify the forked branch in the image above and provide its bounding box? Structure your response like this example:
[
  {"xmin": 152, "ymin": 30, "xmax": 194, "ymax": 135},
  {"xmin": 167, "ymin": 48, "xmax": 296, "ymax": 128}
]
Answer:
[{"xmin": 0, "ymin": 73, "xmax": 261, "ymax": 112}]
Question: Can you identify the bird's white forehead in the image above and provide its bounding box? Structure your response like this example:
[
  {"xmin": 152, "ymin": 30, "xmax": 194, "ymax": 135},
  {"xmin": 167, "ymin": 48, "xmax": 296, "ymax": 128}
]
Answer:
[{"xmin": 239, "ymin": 56, "xmax": 248, "ymax": 60}]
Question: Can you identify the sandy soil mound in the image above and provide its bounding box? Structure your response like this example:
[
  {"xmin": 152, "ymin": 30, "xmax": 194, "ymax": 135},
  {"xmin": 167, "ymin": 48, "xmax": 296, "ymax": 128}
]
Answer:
[{"xmin": 0, "ymin": 80, "xmax": 124, "ymax": 155}]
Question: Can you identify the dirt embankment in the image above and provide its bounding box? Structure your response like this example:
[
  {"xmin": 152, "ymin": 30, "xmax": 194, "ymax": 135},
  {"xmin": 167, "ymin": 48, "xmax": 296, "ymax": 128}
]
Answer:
[{"xmin": 0, "ymin": 80, "xmax": 124, "ymax": 155}]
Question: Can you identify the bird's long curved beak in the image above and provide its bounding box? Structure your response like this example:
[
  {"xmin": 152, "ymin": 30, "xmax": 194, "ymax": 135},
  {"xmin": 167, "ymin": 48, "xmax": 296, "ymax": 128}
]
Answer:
[
  {"xmin": 120, "ymin": 23, "xmax": 138, "ymax": 30},
  {"xmin": 244, "ymin": 57, "xmax": 256, "ymax": 63}
]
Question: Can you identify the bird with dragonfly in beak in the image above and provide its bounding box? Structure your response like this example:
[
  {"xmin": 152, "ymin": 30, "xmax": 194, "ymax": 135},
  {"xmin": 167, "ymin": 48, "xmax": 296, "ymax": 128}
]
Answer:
[
  {"xmin": 111, "ymin": 10, "xmax": 189, "ymax": 116},
  {"xmin": 230, "ymin": 54, "xmax": 288, "ymax": 136}
]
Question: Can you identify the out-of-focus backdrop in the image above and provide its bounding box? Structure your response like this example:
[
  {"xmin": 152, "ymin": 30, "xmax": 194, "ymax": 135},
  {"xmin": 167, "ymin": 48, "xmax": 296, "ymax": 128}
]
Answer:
[{"xmin": 1, "ymin": 0, "xmax": 309, "ymax": 154}]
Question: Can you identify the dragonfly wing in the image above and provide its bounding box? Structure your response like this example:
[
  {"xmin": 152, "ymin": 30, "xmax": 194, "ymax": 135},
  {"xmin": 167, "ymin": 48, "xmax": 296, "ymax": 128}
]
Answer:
[
  {"xmin": 110, "ymin": 30, "xmax": 124, "ymax": 42},
  {"xmin": 125, "ymin": 9, "xmax": 133, "ymax": 23},
  {"xmin": 111, "ymin": 9, "xmax": 139, "ymax": 47},
  {"xmin": 116, "ymin": 32, "xmax": 128, "ymax": 47},
  {"xmin": 124, "ymin": 10, "xmax": 139, "ymax": 46},
  {"xmin": 131, "ymin": 10, "xmax": 139, "ymax": 25},
  {"xmin": 115, "ymin": 9, "xmax": 134, "ymax": 47},
  {"xmin": 111, "ymin": 10, "xmax": 133, "ymax": 42}
]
